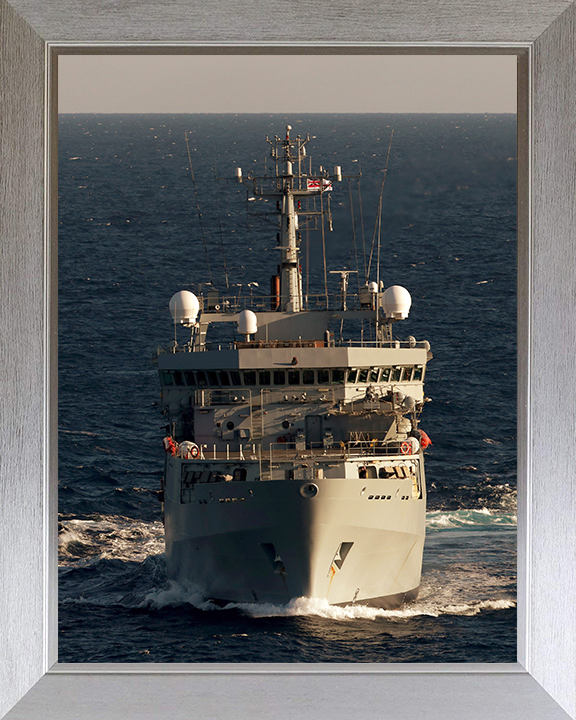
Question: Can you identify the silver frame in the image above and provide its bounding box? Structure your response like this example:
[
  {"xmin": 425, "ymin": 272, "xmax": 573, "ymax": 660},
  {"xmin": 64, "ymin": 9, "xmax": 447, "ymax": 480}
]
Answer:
[{"xmin": 1, "ymin": 2, "xmax": 575, "ymax": 718}]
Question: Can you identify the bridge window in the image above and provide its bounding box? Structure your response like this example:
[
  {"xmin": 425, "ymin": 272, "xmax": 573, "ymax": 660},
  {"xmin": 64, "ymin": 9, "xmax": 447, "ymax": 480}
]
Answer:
[
  {"xmin": 230, "ymin": 371, "xmax": 242, "ymax": 386},
  {"xmin": 401, "ymin": 367, "xmax": 412, "ymax": 382},
  {"xmin": 219, "ymin": 371, "xmax": 230, "ymax": 386},
  {"xmin": 208, "ymin": 371, "xmax": 219, "ymax": 386},
  {"xmin": 318, "ymin": 369, "xmax": 330, "ymax": 384},
  {"xmin": 331, "ymin": 368, "xmax": 345, "ymax": 384},
  {"xmin": 196, "ymin": 371, "xmax": 207, "ymax": 387},
  {"xmin": 370, "ymin": 368, "xmax": 379, "ymax": 383},
  {"xmin": 413, "ymin": 366, "xmax": 423, "ymax": 381},
  {"xmin": 302, "ymin": 369, "xmax": 315, "ymax": 385},
  {"xmin": 259, "ymin": 370, "xmax": 271, "ymax": 386},
  {"xmin": 273, "ymin": 370, "xmax": 286, "ymax": 385},
  {"xmin": 347, "ymin": 368, "xmax": 358, "ymax": 383},
  {"xmin": 184, "ymin": 371, "xmax": 196, "ymax": 386},
  {"xmin": 288, "ymin": 369, "xmax": 300, "ymax": 384},
  {"xmin": 391, "ymin": 367, "xmax": 402, "ymax": 382},
  {"xmin": 358, "ymin": 368, "xmax": 369, "ymax": 383},
  {"xmin": 243, "ymin": 370, "xmax": 256, "ymax": 386},
  {"xmin": 161, "ymin": 370, "xmax": 173, "ymax": 386},
  {"xmin": 380, "ymin": 368, "xmax": 391, "ymax": 382}
]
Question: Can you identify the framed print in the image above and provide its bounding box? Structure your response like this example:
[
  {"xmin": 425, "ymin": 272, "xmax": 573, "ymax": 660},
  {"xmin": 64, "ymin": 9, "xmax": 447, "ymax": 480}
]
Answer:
[
  {"xmin": 55, "ymin": 54, "xmax": 518, "ymax": 666},
  {"xmin": 1, "ymin": 1, "xmax": 575, "ymax": 719}
]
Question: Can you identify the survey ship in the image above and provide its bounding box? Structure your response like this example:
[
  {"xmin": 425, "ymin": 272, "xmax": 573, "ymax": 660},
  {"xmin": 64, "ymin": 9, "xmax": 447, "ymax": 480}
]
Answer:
[{"xmin": 157, "ymin": 125, "xmax": 432, "ymax": 607}]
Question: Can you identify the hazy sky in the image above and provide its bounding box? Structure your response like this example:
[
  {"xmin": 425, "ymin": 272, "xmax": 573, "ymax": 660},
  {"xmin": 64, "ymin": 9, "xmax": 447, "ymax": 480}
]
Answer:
[{"xmin": 59, "ymin": 54, "xmax": 517, "ymax": 113}]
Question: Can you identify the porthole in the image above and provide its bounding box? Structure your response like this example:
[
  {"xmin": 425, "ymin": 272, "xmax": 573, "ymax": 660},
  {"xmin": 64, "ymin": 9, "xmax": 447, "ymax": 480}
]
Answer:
[
  {"xmin": 226, "ymin": 421, "xmax": 235, "ymax": 430},
  {"xmin": 282, "ymin": 420, "xmax": 290, "ymax": 430}
]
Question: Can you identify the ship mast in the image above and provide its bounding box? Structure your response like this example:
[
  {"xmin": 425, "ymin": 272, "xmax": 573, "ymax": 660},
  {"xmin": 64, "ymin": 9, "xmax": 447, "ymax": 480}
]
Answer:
[
  {"xmin": 238, "ymin": 124, "xmax": 342, "ymax": 313},
  {"xmin": 274, "ymin": 125, "xmax": 303, "ymax": 312}
]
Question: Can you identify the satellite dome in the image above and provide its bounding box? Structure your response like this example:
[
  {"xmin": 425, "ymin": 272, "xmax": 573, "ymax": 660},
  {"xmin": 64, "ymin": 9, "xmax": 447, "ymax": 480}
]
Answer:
[
  {"xmin": 368, "ymin": 281, "xmax": 378, "ymax": 294},
  {"xmin": 238, "ymin": 309, "xmax": 258, "ymax": 336},
  {"xmin": 382, "ymin": 285, "xmax": 412, "ymax": 319},
  {"xmin": 169, "ymin": 291, "xmax": 199, "ymax": 325}
]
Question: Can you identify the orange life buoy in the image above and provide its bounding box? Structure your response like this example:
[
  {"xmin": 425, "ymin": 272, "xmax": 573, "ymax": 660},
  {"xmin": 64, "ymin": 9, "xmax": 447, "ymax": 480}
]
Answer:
[
  {"xmin": 400, "ymin": 441, "xmax": 411, "ymax": 455},
  {"xmin": 190, "ymin": 444, "xmax": 200, "ymax": 459}
]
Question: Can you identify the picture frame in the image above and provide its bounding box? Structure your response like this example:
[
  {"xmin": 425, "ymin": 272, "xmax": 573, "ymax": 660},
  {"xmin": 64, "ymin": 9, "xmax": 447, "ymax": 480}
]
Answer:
[{"xmin": 1, "ymin": 1, "xmax": 575, "ymax": 718}]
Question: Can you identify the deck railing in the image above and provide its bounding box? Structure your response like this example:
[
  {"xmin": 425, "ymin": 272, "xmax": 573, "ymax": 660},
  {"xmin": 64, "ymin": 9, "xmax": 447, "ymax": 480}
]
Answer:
[
  {"xmin": 178, "ymin": 440, "xmax": 418, "ymax": 483},
  {"xmin": 186, "ymin": 440, "xmax": 416, "ymax": 463},
  {"xmin": 199, "ymin": 292, "xmax": 374, "ymax": 314},
  {"xmin": 159, "ymin": 337, "xmax": 429, "ymax": 354}
]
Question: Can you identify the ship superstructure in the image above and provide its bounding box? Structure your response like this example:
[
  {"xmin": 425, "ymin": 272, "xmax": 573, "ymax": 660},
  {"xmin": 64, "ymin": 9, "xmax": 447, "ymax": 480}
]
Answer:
[{"xmin": 156, "ymin": 126, "xmax": 432, "ymax": 607}]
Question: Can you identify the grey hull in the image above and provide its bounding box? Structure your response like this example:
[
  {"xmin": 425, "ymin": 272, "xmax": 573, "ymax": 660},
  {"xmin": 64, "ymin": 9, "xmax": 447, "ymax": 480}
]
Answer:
[{"xmin": 164, "ymin": 469, "xmax": 426, "ymax": 607}]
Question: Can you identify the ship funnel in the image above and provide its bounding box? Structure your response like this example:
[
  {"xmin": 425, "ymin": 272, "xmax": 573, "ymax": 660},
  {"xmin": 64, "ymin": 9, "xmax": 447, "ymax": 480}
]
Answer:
[
  {"xmin": 169, "ymin": 290, "xmax": 199, "ymax": 326},
  {"xmin": 382, "ymin": 285, "xmax": 412, "ymax": 319},
  {"xmin": 238, "ymin": 309, "xmax": 258, "ymax": 336}
]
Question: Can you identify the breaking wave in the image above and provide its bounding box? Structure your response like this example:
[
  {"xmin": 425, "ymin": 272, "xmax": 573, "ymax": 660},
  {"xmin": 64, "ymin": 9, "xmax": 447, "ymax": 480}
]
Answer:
[
  {"xmin": 426, "ymin": 508, "xmax": 517, "ymax": 530},
  {"xmin": 136, "ymin": 582, "xmax": 516, "ymax": 621},
  {"xmin": 227, "ymin": 596, "xmax": 516, "ymax": 620}
]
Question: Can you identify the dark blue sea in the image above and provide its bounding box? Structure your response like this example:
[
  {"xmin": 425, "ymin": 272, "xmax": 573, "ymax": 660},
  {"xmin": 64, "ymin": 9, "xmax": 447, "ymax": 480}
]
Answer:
[{"xmin": 58, "ymin": 113, "xmax": 517, "ymax": 663}]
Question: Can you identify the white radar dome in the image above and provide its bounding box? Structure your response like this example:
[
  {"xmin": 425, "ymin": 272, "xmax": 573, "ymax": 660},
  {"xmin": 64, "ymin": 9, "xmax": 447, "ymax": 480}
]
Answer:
[
  {"xmin": 368, "ymin": 281, "xmax": 378, "ymax": 294},
  {"xmin": 238, "ymin": 309, "xmax": 258, "ymax": 336},
  {"xmin": 169, "ymin": 291, "xmax": 199, "ymax": 325},
  {"xmin": 382, "ymin": 285, "xmax": 412, "ymax": 319}
]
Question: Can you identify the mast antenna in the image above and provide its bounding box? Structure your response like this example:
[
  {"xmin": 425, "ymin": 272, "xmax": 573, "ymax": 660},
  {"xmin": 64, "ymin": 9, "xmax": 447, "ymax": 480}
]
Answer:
[
  {"xmin": 367, "ymin": 129, "xmax": 394, "ymax": 283},
  {"xmin": 185, "ymin": 131, "xmax": 213, "ymax": 285}
]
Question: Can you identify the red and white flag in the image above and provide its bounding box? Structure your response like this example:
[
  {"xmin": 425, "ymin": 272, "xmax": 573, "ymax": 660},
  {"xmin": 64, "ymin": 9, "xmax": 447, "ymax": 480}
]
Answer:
[{"xmin": 306, "ymin": 178, "xmax": 333, "ymax": 192}]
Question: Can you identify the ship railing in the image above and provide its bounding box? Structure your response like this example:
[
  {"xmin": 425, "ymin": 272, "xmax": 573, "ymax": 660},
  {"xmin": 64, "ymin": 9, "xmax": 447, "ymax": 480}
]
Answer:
[
  {"xmin": 187, "ymin": 441, "xmax": 417, "ymax": 464},
  {"xmin": 184, "ymin": 441, "xmax": 418, "ymax": 483},
  {"xmin": 158, "ymin": 338, "xmax": 429, "ymax": 354},
  {"xmin": 197, "ymin": 292, "xmax": 376, "ymax": 314},
  {"xmin": 266, "ymin": 440, "xmax": 416, "ymax": 459},
  {"xmin": 231, "ymin": 339, "xmax": 428, "ymax": 349}
]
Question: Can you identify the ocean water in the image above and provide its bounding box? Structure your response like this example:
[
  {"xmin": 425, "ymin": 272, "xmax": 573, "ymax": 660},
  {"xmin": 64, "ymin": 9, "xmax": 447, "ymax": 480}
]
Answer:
[{"xmin": 58, "ymin": 113, "xmax": 517, "ymax": 663}]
